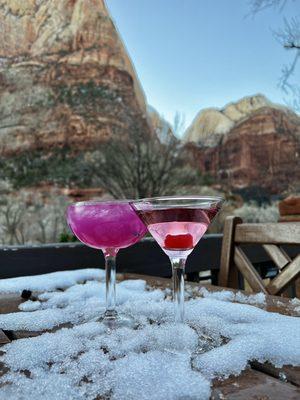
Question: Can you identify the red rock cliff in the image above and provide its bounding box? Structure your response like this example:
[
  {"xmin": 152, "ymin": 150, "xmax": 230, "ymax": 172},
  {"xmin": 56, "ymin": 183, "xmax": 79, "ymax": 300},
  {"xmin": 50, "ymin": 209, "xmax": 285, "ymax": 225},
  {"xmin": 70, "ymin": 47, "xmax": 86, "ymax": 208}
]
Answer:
[
  {"xmin": 184, "ymin": 96, "xmax": 300, "ymax": 195},
  {"xmin": 0, "ymin": 0, "xmax": 150, "ymax": 156}
]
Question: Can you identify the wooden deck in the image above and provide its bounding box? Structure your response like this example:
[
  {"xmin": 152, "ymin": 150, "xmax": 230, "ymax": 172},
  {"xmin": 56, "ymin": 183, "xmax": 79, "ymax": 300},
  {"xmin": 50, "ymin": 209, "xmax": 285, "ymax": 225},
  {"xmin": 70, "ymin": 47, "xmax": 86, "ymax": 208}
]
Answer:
[{"xmin": 0, "ymin": 273, "xmax": 299, "ymax": 399}]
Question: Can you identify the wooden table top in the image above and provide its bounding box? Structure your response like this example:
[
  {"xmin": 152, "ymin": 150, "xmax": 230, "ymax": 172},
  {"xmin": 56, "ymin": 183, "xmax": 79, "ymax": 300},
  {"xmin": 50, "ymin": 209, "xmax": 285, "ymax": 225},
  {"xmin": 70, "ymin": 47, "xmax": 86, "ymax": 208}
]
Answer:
[{"xmin": 0, "ymin": 273, "xmax": 299, "ymax": 400}]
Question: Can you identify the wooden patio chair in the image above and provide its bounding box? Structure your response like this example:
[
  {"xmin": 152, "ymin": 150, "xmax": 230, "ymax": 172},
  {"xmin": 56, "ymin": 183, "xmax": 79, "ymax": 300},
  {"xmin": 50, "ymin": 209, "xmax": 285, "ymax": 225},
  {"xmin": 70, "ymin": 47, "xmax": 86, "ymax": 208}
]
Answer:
[{"xmin": 218, "ymin": 216, "xmax": 300, "ymax": 295}]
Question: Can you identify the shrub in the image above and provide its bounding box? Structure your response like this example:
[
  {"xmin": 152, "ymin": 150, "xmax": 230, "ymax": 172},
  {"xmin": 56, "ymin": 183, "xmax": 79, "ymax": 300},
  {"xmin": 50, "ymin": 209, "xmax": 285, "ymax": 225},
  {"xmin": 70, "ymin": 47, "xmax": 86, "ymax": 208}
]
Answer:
[
  {"xmin": 234, "ymin": 201, "xmax": 279, "ymax": 223},
  {"xmin": 59, "ymin": 232, "xmax": 78, "ymax": 243}
]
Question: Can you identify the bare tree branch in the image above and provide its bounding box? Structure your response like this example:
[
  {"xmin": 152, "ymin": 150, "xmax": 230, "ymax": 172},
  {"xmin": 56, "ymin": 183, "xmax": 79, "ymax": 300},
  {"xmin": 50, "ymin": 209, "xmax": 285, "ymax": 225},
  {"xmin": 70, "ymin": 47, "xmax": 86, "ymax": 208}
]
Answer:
[
  {"xmin": 249, "ymin": 0, "xmax": 289, "ymax": 15},
  {"xmin": 284, "ymin": 43, "xmax": 300, "ymax": 49},
  {"xmin": 250, "ymin": 1, "xmax": 300, "ymax": 110},
  {"xmin": 86, "ymin": 113, "xmax": 199, "ymax": 199}
]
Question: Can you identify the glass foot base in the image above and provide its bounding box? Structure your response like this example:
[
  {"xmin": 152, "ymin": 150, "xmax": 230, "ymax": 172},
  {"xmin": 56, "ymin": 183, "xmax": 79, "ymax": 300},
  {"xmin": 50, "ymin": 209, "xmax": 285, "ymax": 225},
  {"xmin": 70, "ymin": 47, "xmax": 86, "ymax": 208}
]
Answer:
[{"xmin": 97, "ymin": 311, "xmax": 139, "ymax": 329}]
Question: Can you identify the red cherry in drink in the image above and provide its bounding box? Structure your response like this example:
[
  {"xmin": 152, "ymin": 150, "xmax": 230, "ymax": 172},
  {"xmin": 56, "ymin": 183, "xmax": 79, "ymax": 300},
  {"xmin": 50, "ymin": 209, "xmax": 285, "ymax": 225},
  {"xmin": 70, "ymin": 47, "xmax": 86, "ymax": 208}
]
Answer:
[{"xmin": 164, "ymin": 234, "xmax": 193, "ymax": 250}]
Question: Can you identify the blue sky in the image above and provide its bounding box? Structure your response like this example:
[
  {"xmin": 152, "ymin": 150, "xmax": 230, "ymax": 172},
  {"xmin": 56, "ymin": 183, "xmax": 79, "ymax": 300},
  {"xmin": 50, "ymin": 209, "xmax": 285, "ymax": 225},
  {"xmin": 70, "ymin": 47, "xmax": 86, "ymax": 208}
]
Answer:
[{"xmin": 106, "ymin": 0, "xmax": 299, "ymax": 128}]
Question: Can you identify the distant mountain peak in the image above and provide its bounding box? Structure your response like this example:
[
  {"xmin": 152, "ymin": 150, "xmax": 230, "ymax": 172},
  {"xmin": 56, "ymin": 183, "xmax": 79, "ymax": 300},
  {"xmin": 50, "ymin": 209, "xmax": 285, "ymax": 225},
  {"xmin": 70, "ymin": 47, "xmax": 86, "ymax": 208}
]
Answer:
[{"xmin": 183, "ymin": 94, "xmax": 294, "ymax": 146}]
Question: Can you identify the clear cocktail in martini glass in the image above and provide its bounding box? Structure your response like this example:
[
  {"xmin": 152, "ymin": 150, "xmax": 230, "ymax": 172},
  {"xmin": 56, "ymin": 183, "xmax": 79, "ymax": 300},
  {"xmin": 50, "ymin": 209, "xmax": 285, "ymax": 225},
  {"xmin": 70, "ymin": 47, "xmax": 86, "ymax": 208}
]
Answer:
[
  {"xmin": 130, "ymin": 196, "xmax": 224, "ymax": 323},
  {"xmin": 67, "ymin": 200, "xmax": 147, "ymax": 327}
]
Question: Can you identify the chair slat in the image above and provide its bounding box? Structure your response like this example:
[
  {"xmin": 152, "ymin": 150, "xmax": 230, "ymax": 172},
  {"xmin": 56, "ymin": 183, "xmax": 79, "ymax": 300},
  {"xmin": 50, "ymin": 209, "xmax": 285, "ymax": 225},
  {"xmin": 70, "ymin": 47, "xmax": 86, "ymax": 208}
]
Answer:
[
  {"xmin": 234, "ymin": 246, "xmax": 268, "ymax": 294},
  {"xmin": 219, "ymin": 217, "xmax": 300, "ymax": 296},
  {"xmin": 235, "ymin": 223, "xmax": 300, "ymax": 244},
  {"xmin": 267, "ymin": 255, "xmax": 300, "ymax": 295},
  {"xmin": 219, "ymin": 216, "xmax": 242, "ymax": 288},
  {"xmin": 262, "ymin": 244, "xmax": 291, "ymax": 270}
]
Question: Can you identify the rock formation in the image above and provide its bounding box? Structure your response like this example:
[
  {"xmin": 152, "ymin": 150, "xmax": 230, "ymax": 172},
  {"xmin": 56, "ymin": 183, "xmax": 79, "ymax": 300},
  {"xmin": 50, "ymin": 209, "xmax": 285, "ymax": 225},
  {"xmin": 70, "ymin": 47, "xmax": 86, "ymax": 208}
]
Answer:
[
  {"xmin": 0, "ymin": 0, "xmax": 151, "ymax": 187},
  {"xmin": 147, "ymin": 105, "xmax": 175, "ymax": 143},
  {"xmin": 184, "ymin": 95, "xmax": 300, "ymax": 196},
  {"xmin": 184, "ymin": 94, "xmax": 288, "ymax": 146}
]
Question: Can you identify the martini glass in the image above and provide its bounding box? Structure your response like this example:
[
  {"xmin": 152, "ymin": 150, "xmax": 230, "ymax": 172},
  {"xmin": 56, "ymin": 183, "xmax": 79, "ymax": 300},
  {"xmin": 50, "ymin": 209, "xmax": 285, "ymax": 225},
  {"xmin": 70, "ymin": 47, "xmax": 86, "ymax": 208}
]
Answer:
[
  {"xmin": 130, "ymin": 196, "xmax": 224, "ymax": 323},
  {"xmin": 67, "ymin": 200, "xmax": 147, "ymax": 327}
]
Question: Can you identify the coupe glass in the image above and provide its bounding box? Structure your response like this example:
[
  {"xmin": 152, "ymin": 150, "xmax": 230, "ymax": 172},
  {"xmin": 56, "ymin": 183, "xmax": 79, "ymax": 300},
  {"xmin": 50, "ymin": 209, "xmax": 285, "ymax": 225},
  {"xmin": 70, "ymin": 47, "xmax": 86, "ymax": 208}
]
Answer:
[
  {"xmin": 130, "ymin": 196, "xmax": 224, "ymax": 323},
  {"xmin": 67, "ymin": 200, "xmax": 147, "ymax": 327}
]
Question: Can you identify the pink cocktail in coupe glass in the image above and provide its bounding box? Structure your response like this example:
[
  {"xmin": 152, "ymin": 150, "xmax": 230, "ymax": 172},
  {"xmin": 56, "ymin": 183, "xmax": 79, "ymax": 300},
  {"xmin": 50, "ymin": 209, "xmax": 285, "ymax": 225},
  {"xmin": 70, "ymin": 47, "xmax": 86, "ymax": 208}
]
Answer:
[
  {"xmin": 130, "ymin": 196, "xmax": 224, "ymax": 323},
  {"xmin": 67, "ymin": 201, "xmax": 147, "ymax": 326}
]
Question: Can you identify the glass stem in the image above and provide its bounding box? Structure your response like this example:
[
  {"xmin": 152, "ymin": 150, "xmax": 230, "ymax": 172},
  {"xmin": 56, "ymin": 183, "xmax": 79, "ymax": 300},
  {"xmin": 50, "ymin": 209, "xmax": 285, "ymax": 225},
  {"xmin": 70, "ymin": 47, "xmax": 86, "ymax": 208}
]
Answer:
[
  {"xmin": 170, "ymin": 257, "xmax": 186, "ymax": 323},
  {"xmin": 104, "ymin": 252, "xmax": 117, "ymax": 319}
]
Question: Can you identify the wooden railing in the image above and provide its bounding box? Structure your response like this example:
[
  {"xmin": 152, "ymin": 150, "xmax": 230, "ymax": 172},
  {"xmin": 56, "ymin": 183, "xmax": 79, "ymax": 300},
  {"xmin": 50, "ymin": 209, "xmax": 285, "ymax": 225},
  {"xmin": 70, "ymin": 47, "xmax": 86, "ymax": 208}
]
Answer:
[{"xmin": 0, "ymin": 234, "xmax": 299, "ymax": 286}]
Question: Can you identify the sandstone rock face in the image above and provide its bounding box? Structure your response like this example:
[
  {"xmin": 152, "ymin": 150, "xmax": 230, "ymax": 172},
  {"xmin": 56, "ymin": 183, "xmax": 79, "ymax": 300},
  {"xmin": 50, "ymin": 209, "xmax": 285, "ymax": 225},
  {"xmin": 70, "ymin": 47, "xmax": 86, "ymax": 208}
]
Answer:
[
  {"xmin": 184, "ymin": 108, "xmax": 234, "ymax": 147},
  {"xmin": 184, "ymin": 94, "xmax": 288, "ymax": 146},
  {"xmin": 0, "ymin": 0, "xmax": 151, "ymax": 187},
  {"xmin": 185, "ymin": 97, "xmax": 300, "ymax": 195},
  {"xmin": 147, "ymin": 105, "xmax": 175, "ymax": 143}
]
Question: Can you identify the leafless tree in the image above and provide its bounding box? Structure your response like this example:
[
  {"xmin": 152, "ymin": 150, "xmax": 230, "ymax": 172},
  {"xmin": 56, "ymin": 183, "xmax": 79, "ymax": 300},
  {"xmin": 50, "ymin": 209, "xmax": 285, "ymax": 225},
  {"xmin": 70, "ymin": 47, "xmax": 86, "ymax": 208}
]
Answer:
[
  {"xmin": 87, "ymin": 113, "xmax": 198, "ymax": 199},
  {"xmin": 0, "ymin": 190, "xmax": 69, "ymax": 245},
  {"xmin": 250, "ymin": 0, "xmax": 300, "ymax": 109},
  {"xmin": 32, "ymin": 194, "xmax": 69, "ymax": 243},
  {"xmin": 0, "ymin": 202, "xmax": 27, "ymax": 245}
]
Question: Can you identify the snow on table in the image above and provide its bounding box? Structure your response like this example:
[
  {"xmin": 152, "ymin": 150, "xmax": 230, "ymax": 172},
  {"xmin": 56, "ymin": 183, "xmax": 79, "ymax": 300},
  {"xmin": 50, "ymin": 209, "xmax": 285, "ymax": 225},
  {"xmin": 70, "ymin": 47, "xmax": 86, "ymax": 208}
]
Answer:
[{"xmin": 0, "ymin": 269, "xmax": 299, "ymax": 400}]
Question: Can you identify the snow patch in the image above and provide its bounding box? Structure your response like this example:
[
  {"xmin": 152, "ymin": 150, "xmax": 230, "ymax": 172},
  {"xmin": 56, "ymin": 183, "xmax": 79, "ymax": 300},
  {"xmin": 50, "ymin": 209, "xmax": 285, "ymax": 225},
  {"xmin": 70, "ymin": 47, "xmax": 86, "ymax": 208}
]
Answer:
[
  {"xmin": 0, "ymin": 270, "xmax": 299, "ymax": 399},
  {"xmin": 0, "ymin": 268, "xmax": 104, "ymax": 294}
]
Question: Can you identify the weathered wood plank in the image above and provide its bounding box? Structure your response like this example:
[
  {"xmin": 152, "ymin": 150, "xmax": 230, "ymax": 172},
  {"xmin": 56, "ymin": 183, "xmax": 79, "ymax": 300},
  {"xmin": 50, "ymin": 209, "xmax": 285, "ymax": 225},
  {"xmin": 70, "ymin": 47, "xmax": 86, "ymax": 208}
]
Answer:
[
  {"xmin": 2, "ymin": 322, "xmax": 74, "ymax": 342},
  {"xmin": 0, "ymin": 330, "xmax": 10, "ymax": 345},
  {"xmin": 234, "ymin": 246, "xmax": 267, "ymax": 294},
  {"xmin": 235, "ymin": 222, "xmax": 300, "ymax": 244},
  {"xmin": 212, "ymin": 369, "xmax": 300, "ymax": 400},
  {"xmin": 2, "ymin": 329, "xmax": 42, "ymax": 341},
  {"xmin": 251, "ymin": 361, "xmax": 300, "ymax": 387},
  {"xmin": 262, "ymin": 244, "xmax": 291, "ymax": 270},
  {"xmin": 0, "ymin": 294, "xmax": 24, "ymax": 314},
  {"xmin": 267, "ymin": 254, "xmax": 300, "ymax": 295},
  {"xmin": 219, "ymin": 216, "xmax": 242, "ymax": 288},
  {"xmin": 220, "ymin": 219, "xmax": 300, "ymax": 296}
]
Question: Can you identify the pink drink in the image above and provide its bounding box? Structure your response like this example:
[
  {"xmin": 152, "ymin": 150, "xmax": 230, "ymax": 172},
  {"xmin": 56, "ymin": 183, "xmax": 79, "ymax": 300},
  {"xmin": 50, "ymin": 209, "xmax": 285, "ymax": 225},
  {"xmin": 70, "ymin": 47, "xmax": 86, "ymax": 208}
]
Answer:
[
  {"xmin": 131, "ymin": 196, "xmax": 224, "ymax": 323},
  {"xmin": 67, "ymin": 202, "xmax": 147, "ymax": 255},
  {"xmin": 136, "ymin": 207, "xmax": 220, "ymax": 257}
]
